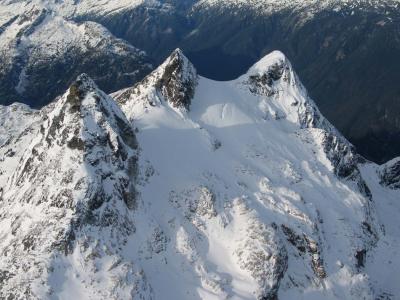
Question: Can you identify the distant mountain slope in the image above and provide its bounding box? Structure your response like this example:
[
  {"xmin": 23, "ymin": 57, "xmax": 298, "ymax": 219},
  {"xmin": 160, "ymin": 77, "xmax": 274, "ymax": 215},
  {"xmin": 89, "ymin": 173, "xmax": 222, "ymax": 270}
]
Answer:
[
  {"xmin": 1, "ymin": 49, "xmax": 398, "ymax": 299},
  {"xmin": 0, "ymin": 2, "xmax": 152, "ymax": 107}
]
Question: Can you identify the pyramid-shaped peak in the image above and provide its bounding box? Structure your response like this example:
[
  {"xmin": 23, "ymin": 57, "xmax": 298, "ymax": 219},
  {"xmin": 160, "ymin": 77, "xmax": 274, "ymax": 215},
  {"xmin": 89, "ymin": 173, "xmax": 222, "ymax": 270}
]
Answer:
[
  {"xmin": 43, "ymin": 72, "xmax": 137, "ymax": 153},
  {"xmin": 165, "ymin": 48, "xmax": 194, "ymax": 69},
  {"xmin": 153, "ymin": 49, "xmax": 198, "ymax": 110},
  {"xmin": 10, "ymin": 71, "xmax": 138, "ymax": 191},
  {"xmin": 170, "ymin": 48, "xmax": 187, "ymax": 59},
  {"xmin": 161, "ymin": 48, "xmax": 196, "ymax": 80}
]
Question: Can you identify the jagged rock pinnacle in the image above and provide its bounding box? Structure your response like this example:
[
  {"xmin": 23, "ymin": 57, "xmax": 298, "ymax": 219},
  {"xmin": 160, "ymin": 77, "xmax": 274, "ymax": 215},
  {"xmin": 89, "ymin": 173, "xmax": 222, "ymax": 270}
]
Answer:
[{"xmin": 155, "ymin": 48, "xmax": 198, "ymax": 110}]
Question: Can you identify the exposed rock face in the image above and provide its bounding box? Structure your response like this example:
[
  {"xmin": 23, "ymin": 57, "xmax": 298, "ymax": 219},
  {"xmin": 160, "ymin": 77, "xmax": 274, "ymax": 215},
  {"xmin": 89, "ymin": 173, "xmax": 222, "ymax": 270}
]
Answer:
[
  {"xmin": 281, "ymin": 225, "xmax": 326, "ymax": 279},
  {"xmin": 115, "ymin": 48, "xmax": 198, "ymax": 112},
  {"xmin": 234, "ymin": 209, "xmax": 288, "ymax": 300},
  {"xmin": 247, "ymin": 61, "xmax": 287, "ymax": 97},
  {"xmin": 379, "ymin": 158, "xmax": 400, "ymax": 189},
  {"xmin": 155, "ymin": 49, "xmax": 198, "ymax": 110}
]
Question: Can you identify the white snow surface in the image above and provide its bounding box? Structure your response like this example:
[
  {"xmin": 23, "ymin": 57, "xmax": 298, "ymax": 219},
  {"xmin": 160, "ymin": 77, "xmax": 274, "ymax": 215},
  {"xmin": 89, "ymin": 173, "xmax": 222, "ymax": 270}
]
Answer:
[
  {"xmin": 0, "ymin": 50, "xmax": 399, "ymax": 299},
  {"xmin": 0, "ymin": 103, "xmax": 39, "ymax": 146},
  {"xmin": 114, "ymin": 50, "xmax": 399, "ymax": 299},
  {"xmin": 0, "ymin": 0, "xmax": 163, "ymax": 24},
  {"xmin": 0, "ymin": 8, "xmax": 145, "ymax": 63}
]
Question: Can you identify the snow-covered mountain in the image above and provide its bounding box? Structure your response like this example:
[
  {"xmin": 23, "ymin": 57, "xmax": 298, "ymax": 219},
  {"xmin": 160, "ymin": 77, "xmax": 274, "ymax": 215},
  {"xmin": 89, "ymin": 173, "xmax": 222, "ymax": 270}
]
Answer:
[
  {"xmin": 1, "ymin": 49, "xmax": 399, "ymax": 299},
  {"xmin": 2, "ymin": 0, "xmax": 400, "ymax": 164},
  {"xmin": 0, "ymin": 73, "xmax": 144, "ymax": 299},
  {"xmin": 0, "ymin": 1, "xmax": 152, "ymax": 107},
  {"xmin": 2, "ymin": 0, "xmax": 397, "ymax": 19},
  {"xmin": 195, "ymin": 0, "xmax": 400, "ymax": 14},
  {"xmin": 0, "ymin": 0, "xmax": 143, "ymax": 22},
  {"xmin": 188, "ymin": 0, "xmax": 400, "ymax": 162}
]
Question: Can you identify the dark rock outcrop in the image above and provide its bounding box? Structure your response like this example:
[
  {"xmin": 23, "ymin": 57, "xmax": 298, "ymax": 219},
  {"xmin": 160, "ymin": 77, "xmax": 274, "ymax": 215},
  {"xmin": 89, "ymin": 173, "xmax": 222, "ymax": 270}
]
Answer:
[
  {"xmin": 379, "ymin": 158, "xmax": 400, "ymax": 189},
  {"xmin": 155, "ymin": 49, "xmax": 198, "ymax": 110},
  {"xmin": 115, "ymin": 48, "xmax": 198, "ymax": 111}
]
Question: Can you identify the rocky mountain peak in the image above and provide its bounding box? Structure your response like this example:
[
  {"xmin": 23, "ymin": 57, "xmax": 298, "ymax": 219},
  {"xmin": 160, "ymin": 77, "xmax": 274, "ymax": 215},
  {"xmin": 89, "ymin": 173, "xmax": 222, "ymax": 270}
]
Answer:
[
  {"xmin": 0, "ymin": 76, "xmax": 142, "ymax": 298},
  {"xmin": 115, "ymin": 48, "xmax": 198, "ymax": 115},
  {"xmin": 242, "ymin": 50, "xmax": 324, "ymax": 129},
  {"xmin": 169, "ymin": 48, "xmax": 188, "ymax": 60},
  {"xmin": 65, "ymin": 73, "xmax": 97, "ymax": 112},
  {"xmin": 241, "ymin": 51, "xmax": 368, "ymax": 193},
  {"xmin": 0, "ymin": 6, "xmax": 153, "ymax": 107},
  {"xmin": 247, "ymin": 50, "xmax": 288, "ymax": 75},
  {"xmin": 244, "ymin": 50, "xmax": 295, "ymax": 96},
  {"xmin": 8, "ymin": 72, "xmax": 139, "ymax": 194},
  {"xmin": 154, "ymin": 48, "xmax": 198, "ymax": 110},
  {"xmin": 0, "ymin": 44, "xmax": 400, "ymax": 299},
  {"xmin": 72, "ymin": 73, "xmax": 97, "ymax": 90}
]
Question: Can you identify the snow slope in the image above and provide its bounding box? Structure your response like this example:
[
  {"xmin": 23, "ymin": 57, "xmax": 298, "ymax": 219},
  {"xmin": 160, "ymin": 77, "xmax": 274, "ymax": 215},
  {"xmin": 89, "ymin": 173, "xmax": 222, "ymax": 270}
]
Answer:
[
  {"xmin": 0, "ymin": 0, "xmax": 163, "ymax": 23},
  {"xmin": 113, "ymin": 49, "xmax": 398, "ymax": 299},
  {"xmin": 0, "ymin": 49, "xmax": 399, "ymax": 299},
  {"xmin": 0, "ymin": 74, "xmax": 144, "ymax": 299},
  {"xmin": 0, "ymin": 103, "xmax": 39, "ymax": 146}
]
